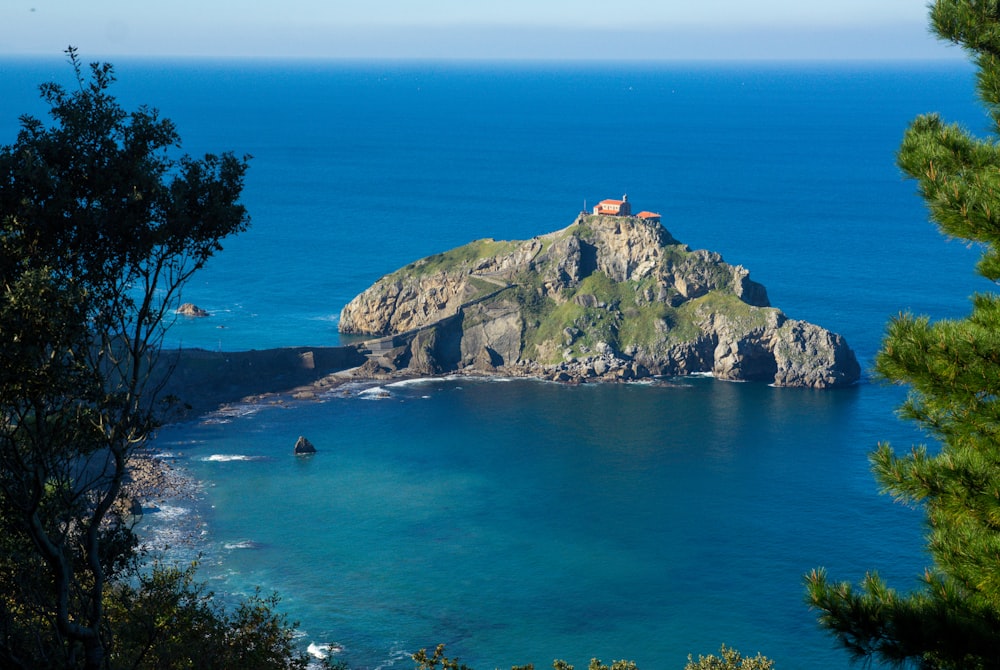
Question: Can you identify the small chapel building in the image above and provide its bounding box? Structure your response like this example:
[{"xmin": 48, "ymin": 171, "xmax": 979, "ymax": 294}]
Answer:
[
  {"xmin": 592, "ymin": 194, "xmax": 661, "ymax": 223},
  {"xmin": 592, "ymin": 194, "xmax": 632, "ymax": 216}
]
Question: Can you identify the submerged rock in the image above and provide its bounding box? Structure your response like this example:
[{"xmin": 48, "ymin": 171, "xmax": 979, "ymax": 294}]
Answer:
[{"xmin": 339, "ymin": 212, "xmax": 860, "ymax": 388}]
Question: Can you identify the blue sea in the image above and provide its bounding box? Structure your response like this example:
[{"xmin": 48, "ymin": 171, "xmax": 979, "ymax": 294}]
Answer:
[{"xmin": 0, "ymin": 57, "xmax": 990, "ymax": 669}]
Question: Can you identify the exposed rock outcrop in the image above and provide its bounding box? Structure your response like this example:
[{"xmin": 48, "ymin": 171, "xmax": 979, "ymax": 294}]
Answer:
[
  {"xmin": 339, "ymin": 214, "xmax": 860, "ymax": 388},
  {"xmin": 294, "ymin": 436, "xmax": 317, "ymax": 455},
  {"xmin": 177, "ymin": 303, "xmax": 210, "ymax": 317}
]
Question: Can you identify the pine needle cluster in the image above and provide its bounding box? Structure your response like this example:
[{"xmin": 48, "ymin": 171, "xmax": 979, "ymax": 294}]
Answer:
[{"xmin": 806, "ymin": 2, "xmax": 1000, "ymax": 668}]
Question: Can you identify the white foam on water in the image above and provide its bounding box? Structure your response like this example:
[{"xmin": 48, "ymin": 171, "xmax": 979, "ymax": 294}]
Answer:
[
  {"xmin": 138, "ymin": 504, "xmax": 203, "ymax": 556},
  {"xmin": 358, "ymin": 386, "xmax": 391, "ymax": 399},
  {"xmin": 373, "ymin": 645, "xmax": 415, "ymax": 669},
  {"xmin": 306, "ymin": 641, "xmax": 344, "ymax": 659},
  {"xmin": 201, "ymin": 454, "xmax": 261, "ymax": 462},
  {"xmin": 153, "ymin": 504, "xmax": 191, "ymax": 520},
  {"xmin": 384, "ymin": 377, "xmax": 440, "ymax": 389},
  {"xmin": 202, "ymin": 402, "xmax": 267, "ymax": 424},
  {"xmin": 223, "ymin": 540, "xmax": 261, "ymax": 550}
]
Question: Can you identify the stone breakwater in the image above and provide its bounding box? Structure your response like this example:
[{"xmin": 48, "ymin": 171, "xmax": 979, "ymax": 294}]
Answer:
[{"xmin": 153, "ymin": 345, "xmax": 368, "ymax": 416}]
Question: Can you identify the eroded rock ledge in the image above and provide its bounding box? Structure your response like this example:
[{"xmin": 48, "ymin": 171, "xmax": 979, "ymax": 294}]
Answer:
[{"xmin": 340, "ymin": 214, "xmax": 860, "ymax": 388}]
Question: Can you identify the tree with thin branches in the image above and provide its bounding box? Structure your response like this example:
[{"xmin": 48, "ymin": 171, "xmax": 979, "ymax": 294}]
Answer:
[{"xmin": 0, "ymin": 47, "xmax": 250, "ymax": 669}]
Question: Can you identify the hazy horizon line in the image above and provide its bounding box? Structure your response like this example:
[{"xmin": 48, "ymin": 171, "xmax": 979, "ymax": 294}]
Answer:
[{"xmin": 0, "ymin": 21, "xmax": 964, "ymax": 62}]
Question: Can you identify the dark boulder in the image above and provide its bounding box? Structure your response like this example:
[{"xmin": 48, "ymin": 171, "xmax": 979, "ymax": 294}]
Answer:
[{"xmin": 294, "ymin": 436, "xmax": 317, "ymax": 455}]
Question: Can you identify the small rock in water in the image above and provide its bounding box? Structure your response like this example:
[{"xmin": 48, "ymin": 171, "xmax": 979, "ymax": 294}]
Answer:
[
  {"xmin": 176, "ymin": 302, "xmax": 210, "ymax": 317},
  {"xmin": 294, "ymin": 435, "xmax": 317, "ymax": 455}
]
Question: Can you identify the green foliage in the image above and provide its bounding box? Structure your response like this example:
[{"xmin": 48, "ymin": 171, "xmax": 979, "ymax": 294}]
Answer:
[
  {"xmin": 806, "ymin": 3, "xmax": 1000, "ymax": 668},
  {"xmin": 0, "ymin": 48, "xmax": 262, "ymax": 669},
  {"xmin": 571, "ymin": 215, "xmax": 598, "ymax": 240},
  {"xmin": 587, "ymin": 660, "xmax": 638, "ymax": 670},
  {"xmin": 683, "ymin": 646, "xmax": 774, "ymax": 670},
  {"xmin": 412, "ymin": 644, "xmax": 475, "ymax": 670},
  {"xmin": 107, "ymin": 563, "xmax": 311, "ymax": 669},
  {"xmin": 410, "ymin": 646, "xmax": 645, "ymax": 670}
]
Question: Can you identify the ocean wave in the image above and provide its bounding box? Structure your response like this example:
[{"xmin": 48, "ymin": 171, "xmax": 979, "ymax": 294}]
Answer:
[
  {"xmin": 223, "ymin": 540, "xmax": 263, "ymax": 550},
  {"xmin": 137, "ymin": 504, "xmax": 204, "ymax": 557},
  {"xmin": 385, "ymin": 378, "xmax": 435, "ymax": 389},
  {"xmin": 373, "ymin": 645, "xmax": 416, "ymax": 669},
  {"xmin": 201, "ymin": 454, "xmax": 266, "ymax": 462},
  {"xmin": 306, "ymin": 642, "xmax": 344, "ymax": 659},
  {"xmin": 359, "ymin": 386, "xmax": 392, "ymax": 399}
]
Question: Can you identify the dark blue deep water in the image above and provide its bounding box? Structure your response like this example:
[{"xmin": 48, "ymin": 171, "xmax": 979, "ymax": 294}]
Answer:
[{"xmin": 0, "ymin": 58, "xmax": 990, "ymax": 668}]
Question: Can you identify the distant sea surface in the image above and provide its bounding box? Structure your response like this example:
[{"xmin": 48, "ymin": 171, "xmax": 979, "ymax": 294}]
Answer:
[{"xmin": 0, "ymin": 57, "xmax": 989, "ymax": 669}]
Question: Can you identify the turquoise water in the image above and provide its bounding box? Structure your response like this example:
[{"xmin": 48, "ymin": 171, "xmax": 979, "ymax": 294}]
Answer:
[
  {"xmin": 151, "ymin": 376, "xmax": 926, "ymax": 670},
  {"xmin": 0, "ymin": 58, "xmax": 990, "ymax": 668}
]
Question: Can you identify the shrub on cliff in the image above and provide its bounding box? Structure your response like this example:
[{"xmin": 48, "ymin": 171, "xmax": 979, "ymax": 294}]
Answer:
[{"xmin": 411, "ymin": 644, "xmax": 773, "ymax": 670}]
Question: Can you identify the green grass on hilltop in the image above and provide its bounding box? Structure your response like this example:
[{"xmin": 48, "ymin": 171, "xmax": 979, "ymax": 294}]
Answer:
[
  {"xmin": 394, "ymin": 238, "xmax": 521, "ymax": 278},
  {"xmin": 675, "ymin": 291, "xmax": 771, "ymax": 336}
]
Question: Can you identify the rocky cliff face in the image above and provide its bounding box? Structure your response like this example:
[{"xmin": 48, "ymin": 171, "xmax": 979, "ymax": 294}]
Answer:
[{"xmin": 339, "ymin": 214, "xmax": 860, "ymax": 388}]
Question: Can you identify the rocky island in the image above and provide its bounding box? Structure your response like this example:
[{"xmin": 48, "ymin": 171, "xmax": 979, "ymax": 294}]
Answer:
[{"xmin": 339, "ymin": 211, "xmax": 860, "ymax": 388}]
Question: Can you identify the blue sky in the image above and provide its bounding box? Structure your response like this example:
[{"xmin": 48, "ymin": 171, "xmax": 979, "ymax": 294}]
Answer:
[{"xmin": 0, "ymin": 1, "xmax": 961, "ymax": 60}]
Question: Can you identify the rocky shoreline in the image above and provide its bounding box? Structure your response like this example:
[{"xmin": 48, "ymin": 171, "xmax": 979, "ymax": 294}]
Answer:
[
  {"xmin": 123, "ymin": 451, "xmax": 195, "ymax": 508},
  {"xmin": 355, "ymin": 350, "xmax": 666, "ymax": 386},
  {"xmin": 124, "ymin": 330, "xmax": 859, "ymax": 538},
  {"xmin": 120, "ymin": 449, "xmax": 200, "ymax": 551}
]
